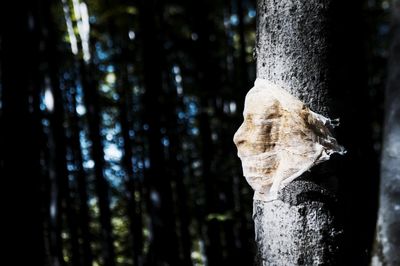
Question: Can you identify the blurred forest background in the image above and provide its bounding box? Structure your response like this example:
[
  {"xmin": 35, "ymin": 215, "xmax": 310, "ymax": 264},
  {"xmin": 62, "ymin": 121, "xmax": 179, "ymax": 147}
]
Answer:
[{"xmin": 0, "ymin": 0, "xmax": 392, "ymax": 265}]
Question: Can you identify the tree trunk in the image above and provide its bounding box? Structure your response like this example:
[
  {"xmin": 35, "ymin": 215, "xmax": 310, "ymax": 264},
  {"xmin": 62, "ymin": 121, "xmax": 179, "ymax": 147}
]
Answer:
[
  {"xmin": 189, "ymin": 1, "xmax": 225, "ymax": 264},
  {"xmin": 237, "ymin": 0, "xmax": 250, "ymax": 96},
  {"xmin": 43, "ymin": 3, "xmax": 82, "ymax": 262},
  {"xmin": 47, "ymin": 110, "xmax": 68, "ymax": 266},
  {"xmin": 118, "ymin": 64, "xmax": 144, "ymax": 266},
  {"xmin": 80, "ymin": 60, "xmax": 116, "ymax": 266},
  {"xmin": 138, "ymin": 0, "xmax": 180, "ymax": 264},
  {"xmin": 51, "ymin": 67, "xmax": 82, "ymax": 266},
  {"xmin": 164, "ymin": 77, "xmax": 193, "ymax": 266},
  {"xmin": 69, "ymin": 80, "xmax": 94, "ymax": 266},
  {"xmin": 253, "ymin": 1, "xmax": 342, "ymax": 265},
  {"xmin": 0, "ymin": 0, "xmax": 46, "ymax": 264},
  {"xmin": 372, "ymin": 1, "xmax": 400, "ymax": 265},
  {"xmin": 100, "ymin": 0, "xmax": 145, "ymax": 262}
]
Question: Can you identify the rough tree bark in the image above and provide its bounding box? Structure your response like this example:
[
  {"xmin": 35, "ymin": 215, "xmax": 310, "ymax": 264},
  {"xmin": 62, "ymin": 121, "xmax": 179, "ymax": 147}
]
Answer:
[
  {"xmin": 252, "ymin": 1, "xmax": 342, "ymax": 265},
  {"xmin": 372, "ymin": 1, "xmax": 400, "ymax": 265}
]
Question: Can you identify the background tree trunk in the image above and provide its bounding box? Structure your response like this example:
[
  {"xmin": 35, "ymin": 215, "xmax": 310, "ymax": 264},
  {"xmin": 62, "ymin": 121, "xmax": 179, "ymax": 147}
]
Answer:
[
  {"xmin": 69, "ymin": 81, "xmax": 94, "ymax": 266},
  {"xmin": 253, "ymin": 1, "xmax": 342, "ymax": 265},
  {"xmin": 118, "ymin": 63, "xmax": 144, "ymax": 266},
  {"xmin": 138, "ymin": 0, "xmax": 181, "ymax": 264},
  {"xmin": 372, "ymin": 0, "xmax": 400, "ymax": 265},
  {"xmin": 80, "ymin": 61, "xmax": 116, "ymax": 266},
  {"xmin": 0, "ymin": 0, "xmax": 46, "ymax": 264}
]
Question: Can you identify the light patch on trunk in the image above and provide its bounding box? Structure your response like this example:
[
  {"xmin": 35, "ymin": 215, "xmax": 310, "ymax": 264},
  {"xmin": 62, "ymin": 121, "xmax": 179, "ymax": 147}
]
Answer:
[{"xmin": 233, "ymin": 79, "xmax": 345, "ymax": 201}]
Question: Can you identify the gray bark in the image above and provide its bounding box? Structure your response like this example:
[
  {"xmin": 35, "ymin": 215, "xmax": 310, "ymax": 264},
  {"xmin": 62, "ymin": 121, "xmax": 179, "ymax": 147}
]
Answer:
[
  {"xmin": 372, "ymin": 1, "xmax": 400, "ymax": 265},
  {"xmin": 256, "ymin": 0, "xmax": 332, "ymax": 116},
  {"xmin": 254, "ymin": 1, "xmax": 342, "ymax": 265}
]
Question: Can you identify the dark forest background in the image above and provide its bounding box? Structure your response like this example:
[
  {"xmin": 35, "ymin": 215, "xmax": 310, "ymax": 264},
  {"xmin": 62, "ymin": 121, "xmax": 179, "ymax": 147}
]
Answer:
[{"xmin": 0, "ymin": 0, "xmax": 392, "ymax": 265}]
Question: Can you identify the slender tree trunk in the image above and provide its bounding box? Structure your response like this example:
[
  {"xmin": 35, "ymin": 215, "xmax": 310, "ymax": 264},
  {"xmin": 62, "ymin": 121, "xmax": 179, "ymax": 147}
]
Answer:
[
  {"xmin": 253, "ymin": 1, "xmax": 342, "ymax": 265},
  {"xmin": 47, "ymin": 120, "xmax": 67, "ymax": 266},
  {"xmin": 237, "ymin": 0, "xmax": 250, "ymax": 93},
  {"xmin": 225, "ymin": 1, "xmax": 255, "ymax": 263},
  {"xmin": 80, "ymin": 60, "xmax": 116, "ymax": 266},
  {"xmin": 372, "ymin": 1, "xmax": 400, "ymax": 265},
  {"xmin": 164, "ymin": 78, "xmax": 193, "ymax": 266},
  {"xmin": 138, "ymin": 0, "xmax": 180, "ymax": 264},
  {"xmin": 99, "ymin": 0, "xmax": 145, "ymax": 261},
  {"xmin": 118, "ymin": 64, "xmax": 144, "ymax": 266},
  {"xmin": 69, "ymin": 82, "xmax": 94, "ymax": 266},
  {"xmin": 169, "ymin": 155, "xmax": 193, "ymax": 266},
  {"xmin": 43, "ymin": 3, "xmax": 82, "ymax": 262},
  {"xmin": 50, "ymin": 68, "xmax": 82, "ymax": 266},
  {"xmin": 40, "ymin": 2, "xmax": 71, "ymax": 265},
  {"xmin": 189, "ymin": 1, "xmax": 225, "ymax": 264}
]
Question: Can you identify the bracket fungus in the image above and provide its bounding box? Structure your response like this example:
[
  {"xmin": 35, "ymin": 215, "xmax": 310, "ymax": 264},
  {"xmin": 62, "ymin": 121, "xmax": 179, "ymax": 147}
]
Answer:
[{"xmin": 233, "ymin": 79, "xmax": 345, "ymax": 201}]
